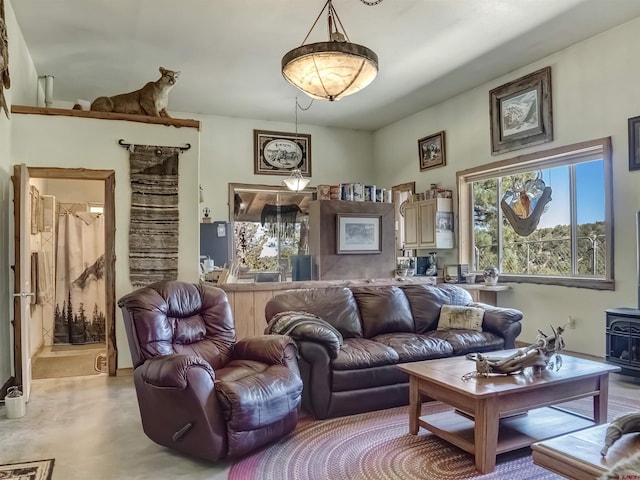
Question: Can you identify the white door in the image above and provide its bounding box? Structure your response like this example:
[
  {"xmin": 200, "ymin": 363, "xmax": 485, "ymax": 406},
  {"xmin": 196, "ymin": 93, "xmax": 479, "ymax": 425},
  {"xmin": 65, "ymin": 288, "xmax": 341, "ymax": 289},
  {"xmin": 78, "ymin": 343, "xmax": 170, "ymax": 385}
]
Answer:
[{"xmin": 12, "ymin": 163, "xmax": 33, "ymax": 401}]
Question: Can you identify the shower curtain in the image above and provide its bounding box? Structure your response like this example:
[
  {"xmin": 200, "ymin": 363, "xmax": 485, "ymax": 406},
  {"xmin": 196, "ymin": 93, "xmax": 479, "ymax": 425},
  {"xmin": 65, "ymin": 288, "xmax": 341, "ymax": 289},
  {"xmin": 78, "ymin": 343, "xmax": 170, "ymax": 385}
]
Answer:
[{"xmin": 53, "ymin": 212, "xmax": 106, "ymax": 344}]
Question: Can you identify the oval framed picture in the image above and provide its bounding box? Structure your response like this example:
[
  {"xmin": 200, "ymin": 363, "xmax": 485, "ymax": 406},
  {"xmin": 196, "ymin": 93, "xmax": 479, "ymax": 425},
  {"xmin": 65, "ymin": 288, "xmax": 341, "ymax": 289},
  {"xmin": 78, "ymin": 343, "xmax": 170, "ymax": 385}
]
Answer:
[{"xmin": 254, "ymin": 129, "xmax": 312, "ymax": 176}]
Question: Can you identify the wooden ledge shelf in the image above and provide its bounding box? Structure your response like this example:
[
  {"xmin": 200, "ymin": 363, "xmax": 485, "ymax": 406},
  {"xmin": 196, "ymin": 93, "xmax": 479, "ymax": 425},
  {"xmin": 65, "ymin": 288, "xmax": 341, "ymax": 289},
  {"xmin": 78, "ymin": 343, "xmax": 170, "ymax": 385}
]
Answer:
[{"xmin": 11, "ymin": 105, "xmax": 200, "ymax": 130}]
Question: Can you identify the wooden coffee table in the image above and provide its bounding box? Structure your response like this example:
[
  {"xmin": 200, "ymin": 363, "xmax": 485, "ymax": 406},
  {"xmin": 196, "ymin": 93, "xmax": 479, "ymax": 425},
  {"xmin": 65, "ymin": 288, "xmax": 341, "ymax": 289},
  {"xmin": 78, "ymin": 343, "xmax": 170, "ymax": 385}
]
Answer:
[{"xmin": 398, "ymin": 354, "xmax": 620, "ymax": 474}]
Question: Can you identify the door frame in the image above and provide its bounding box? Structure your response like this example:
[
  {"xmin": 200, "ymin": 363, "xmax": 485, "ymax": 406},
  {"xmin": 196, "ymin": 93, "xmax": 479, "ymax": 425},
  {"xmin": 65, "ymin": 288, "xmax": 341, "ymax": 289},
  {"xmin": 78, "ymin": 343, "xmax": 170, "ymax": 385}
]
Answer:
[{"xmin": 12, "ymin": 167, "xmax": 117, "ymax": 378}]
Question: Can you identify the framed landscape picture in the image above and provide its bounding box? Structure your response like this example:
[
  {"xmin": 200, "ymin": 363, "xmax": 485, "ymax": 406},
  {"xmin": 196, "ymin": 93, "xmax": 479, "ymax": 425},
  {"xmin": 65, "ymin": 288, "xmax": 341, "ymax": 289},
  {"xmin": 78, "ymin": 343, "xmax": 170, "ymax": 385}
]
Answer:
[
  {"xmin": 628, "ymin": 115, "xmax": 640, "ymax": 171},
  {"xmin": 336, "ymin": 214, "xmax": 382, "ymax": 254},
  {"xmin": 254, "ymin": 129, "xmax": 311, "ymax": 176},
  {"xmin": 489, "ymin": 66, "xmax": 553, "ymax": 155},
  {"xmin": 418, "ymin": 131, "xmax": 446, "ymax": 171}
]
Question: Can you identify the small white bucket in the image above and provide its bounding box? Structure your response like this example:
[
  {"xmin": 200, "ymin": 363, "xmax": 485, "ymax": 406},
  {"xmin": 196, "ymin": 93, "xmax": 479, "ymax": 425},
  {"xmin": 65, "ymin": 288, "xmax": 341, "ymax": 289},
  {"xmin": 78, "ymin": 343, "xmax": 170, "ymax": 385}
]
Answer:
[{"xmin": 5, "ymin": 386, "xmax": 26, "ymax": 419}]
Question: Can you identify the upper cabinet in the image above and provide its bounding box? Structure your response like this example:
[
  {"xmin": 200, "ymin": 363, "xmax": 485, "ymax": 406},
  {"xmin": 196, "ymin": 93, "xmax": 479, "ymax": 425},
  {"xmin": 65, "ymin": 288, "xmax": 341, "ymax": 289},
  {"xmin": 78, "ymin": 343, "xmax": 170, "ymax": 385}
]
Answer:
[{"xmin": 403, "ymin": 198, "xmax": 454, "ymax": 249}]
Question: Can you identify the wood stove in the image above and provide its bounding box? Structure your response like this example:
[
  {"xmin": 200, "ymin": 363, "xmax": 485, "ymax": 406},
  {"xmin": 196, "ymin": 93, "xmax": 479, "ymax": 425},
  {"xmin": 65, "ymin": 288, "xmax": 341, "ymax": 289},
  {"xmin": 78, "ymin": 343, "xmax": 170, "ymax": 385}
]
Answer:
[{"xmin": 605, "ymin": 307, "xmax": 640, "ymax": 377}]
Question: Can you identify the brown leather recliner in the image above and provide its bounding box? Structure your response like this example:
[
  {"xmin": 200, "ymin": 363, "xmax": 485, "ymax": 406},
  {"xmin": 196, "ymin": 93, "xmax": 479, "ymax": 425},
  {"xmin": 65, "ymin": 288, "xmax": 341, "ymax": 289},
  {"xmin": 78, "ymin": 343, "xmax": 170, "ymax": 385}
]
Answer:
[{"xmin": 118, "ymin": 281, "xmax": 303, "ymax": 462}]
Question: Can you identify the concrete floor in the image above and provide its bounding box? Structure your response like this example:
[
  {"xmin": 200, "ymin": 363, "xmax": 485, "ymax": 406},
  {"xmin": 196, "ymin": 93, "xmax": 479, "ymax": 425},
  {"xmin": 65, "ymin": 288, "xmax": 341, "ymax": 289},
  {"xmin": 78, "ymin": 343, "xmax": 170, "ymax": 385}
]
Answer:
[
  {"xmin": 0, "ymin": 375, "xmax": 231, "ymax": 480},
  {"xmin": 1, "ymin": 364, "xmax": 639, "ymax": 480}
]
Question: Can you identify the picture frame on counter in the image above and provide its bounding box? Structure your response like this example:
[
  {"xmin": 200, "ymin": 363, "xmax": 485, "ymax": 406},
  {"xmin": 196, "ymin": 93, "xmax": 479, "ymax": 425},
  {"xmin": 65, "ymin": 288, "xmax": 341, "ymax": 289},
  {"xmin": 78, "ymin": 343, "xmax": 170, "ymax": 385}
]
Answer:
[
  {"xmin": 336, "ymin": 214, "xmax": 382, "ymax": 254},
  {"xmin": 418, "ymin": 131, "xmax": 446, "ymax": 171},
  {"xmin": 489, "ymin": 66, "xmax": 553, "ymax": 155},
  {"xmin": 253, "ymin": 129, "xmax": 312, "ymax": 176}
]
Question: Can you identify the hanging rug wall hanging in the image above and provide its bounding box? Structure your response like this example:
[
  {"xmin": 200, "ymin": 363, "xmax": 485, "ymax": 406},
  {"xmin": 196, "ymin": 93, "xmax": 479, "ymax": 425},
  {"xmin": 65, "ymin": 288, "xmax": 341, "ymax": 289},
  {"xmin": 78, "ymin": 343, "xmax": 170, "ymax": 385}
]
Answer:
[{"xmin": 128, "ymin": 145, "xmax": 181, "ymax": 286}]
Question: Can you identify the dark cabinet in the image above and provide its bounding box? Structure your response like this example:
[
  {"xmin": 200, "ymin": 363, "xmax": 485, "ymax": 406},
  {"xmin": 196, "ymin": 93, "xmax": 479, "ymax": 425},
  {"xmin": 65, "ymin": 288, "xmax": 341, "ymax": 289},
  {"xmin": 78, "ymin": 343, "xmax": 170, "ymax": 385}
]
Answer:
[
  {"xmin": 605, "ymin": 307, "xmax": 640, "ymax": 377},
  {"xmin": 200, "ymin": 222, "xmax": 232, "ymax": 268}
]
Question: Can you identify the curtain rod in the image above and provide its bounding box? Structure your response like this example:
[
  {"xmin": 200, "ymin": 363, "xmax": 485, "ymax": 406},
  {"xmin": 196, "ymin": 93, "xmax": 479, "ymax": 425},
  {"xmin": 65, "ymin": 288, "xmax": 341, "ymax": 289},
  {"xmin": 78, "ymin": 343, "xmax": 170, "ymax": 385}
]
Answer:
[{"xmin": 118, "ymin": 139, "xmax": 191, "ymax": 151}]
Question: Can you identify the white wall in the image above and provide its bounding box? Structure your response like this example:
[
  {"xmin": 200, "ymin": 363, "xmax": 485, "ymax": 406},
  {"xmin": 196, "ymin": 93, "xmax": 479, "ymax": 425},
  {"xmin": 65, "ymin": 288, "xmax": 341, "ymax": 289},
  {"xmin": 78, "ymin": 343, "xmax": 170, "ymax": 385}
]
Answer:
[
  {"xmin": 11, "ymin": 114, "xmax": 200, "ymax": 369},
  {"xmin": 373, "ymin": 17, "xmax": 640, "ymax": 356},
  {"xmin": 0, "ymin": 0, "xmax": 41, "ymax": 387},
  {"xmin": 197, "ymin": 114, "xmax": 373, "ymax": 221}
]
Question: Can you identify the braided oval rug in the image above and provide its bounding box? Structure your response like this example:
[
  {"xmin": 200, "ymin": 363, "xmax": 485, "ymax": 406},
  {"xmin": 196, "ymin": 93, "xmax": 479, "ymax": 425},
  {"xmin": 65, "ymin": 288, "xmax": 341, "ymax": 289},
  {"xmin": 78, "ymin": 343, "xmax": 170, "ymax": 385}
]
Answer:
[{"xmin": 229, "ymin": 394, "xmax": 637, "ymax": 480}]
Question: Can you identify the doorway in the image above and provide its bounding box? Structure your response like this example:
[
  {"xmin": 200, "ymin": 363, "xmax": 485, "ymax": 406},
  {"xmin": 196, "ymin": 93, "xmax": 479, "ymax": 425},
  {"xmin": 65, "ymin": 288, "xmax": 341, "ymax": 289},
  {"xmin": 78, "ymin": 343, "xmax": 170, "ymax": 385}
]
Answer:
[{"xmin": 12, "ymin": 167, "xmax": 116, "ymax": 388}]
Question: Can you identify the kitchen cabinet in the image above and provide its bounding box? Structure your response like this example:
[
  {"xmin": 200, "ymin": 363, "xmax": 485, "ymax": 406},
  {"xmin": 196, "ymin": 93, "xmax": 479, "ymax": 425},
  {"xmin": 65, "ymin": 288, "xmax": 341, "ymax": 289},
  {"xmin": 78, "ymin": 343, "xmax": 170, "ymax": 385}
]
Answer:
[{"xmin": 403, "ymin": 198, "xmax": 453, "ymax": 249}]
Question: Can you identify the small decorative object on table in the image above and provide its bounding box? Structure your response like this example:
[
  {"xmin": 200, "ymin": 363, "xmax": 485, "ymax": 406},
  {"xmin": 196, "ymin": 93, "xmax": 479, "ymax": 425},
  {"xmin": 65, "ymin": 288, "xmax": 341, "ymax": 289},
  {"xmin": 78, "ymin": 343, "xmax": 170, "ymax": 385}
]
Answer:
[
  {"xmin": 463, "ymin": 325, "xmax": 565, "ymax": 379},
  {"xmin": 483, "ymin": 266, "xmax": 500, "ymax": 285}
]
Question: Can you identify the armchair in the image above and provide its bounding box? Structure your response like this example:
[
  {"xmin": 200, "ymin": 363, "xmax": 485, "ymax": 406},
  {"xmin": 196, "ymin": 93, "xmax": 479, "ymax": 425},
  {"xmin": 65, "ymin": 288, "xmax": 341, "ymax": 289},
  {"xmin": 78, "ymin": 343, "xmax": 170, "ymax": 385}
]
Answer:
[{"xmin": 118, "ymin": 281, "xmax": 302, "ymax": 461}]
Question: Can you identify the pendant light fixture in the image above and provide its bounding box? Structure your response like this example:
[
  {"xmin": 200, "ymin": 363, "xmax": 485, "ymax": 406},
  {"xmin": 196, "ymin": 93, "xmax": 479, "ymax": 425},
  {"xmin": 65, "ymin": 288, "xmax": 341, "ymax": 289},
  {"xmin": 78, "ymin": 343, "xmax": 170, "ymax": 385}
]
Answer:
[
  {"xmin": 283, "ymin": 97, "xmax": 311, "ymax": 192},
  {"xmin": 281, "ymin": 0, "xmax": 380, "ymax": 101},
  {"xmin": 282, "ymin": 169, "xmax": 310, "ymax": 191}
]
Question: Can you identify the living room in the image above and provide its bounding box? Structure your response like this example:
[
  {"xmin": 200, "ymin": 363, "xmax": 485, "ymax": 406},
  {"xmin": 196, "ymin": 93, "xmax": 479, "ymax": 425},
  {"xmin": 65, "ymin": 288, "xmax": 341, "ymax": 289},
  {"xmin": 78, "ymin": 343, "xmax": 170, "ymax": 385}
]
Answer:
[{"xmin": 2, "ymin": 1, "xmax": 640, "ymax": 478}]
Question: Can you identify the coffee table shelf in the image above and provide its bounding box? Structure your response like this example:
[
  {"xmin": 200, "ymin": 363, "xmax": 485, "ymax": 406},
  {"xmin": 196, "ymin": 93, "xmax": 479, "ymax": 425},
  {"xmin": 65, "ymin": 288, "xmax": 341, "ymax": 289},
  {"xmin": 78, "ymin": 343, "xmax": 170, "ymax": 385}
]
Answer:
[
  {"xmin": 399, "ymin": 354, "xmax": 620, "ymax": 474},
  {"xmin": 420, "ymin": 406, "xmax": 595, "ymax": 456}
]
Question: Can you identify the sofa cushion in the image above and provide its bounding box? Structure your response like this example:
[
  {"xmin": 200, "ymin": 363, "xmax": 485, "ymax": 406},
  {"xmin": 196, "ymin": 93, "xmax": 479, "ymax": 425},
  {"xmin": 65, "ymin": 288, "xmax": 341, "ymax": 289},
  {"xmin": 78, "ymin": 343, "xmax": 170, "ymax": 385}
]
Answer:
[
  {"xmin": 265, "ymin": 287, "xmax": 363, "ymax": 338},
  {"xmin": 401, "ymin": 284, "xmax": 474, "ymax": 333},
  {"xmin": 437, "ymin": 305, "xmax": 484, "ymax": 331},
  {"xmin": 373, "ymin": 333, "xmax": 453, "ymax": 362},
  {"xmin": 351, "ymin": 286, "xmax": 414, "ymax": 338},
  {"xmin": 332, "ymin": 364, "xmax": 409, "ymax": 392},
  {"xmin": 427, "ymin": 330, "xmax": 504, "ymax": 355},
  {"xmin": 332, "ymin": 338, "xmax": 400, "ymax": 370}
]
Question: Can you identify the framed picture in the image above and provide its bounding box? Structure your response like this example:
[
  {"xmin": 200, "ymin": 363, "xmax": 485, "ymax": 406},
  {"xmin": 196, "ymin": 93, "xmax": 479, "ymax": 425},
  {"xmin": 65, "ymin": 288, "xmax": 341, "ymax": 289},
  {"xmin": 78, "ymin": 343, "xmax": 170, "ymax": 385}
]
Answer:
[
  {"xmin": 418, "ymin": 131, "xmax": 446, "ymax": 171},
  {"xmin": 489, "ymin": 66, "xmax": 553, "ymax": 155},
  {"xmin": 628, "ymin": 115, "xmax": 640, "ymax": 171},
  {"xmin": 254, "ymin": 129, "xmax": 312, "ymax": 176},
  {"xmin": 336, "ymin": 214, "xmax": 382, "ymax": 254}
]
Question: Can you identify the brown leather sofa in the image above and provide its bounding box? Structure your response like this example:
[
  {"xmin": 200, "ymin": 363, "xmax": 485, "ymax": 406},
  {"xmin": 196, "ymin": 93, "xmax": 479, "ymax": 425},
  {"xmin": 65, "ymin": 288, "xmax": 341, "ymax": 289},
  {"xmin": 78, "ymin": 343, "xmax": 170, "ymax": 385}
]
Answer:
[
  {"xmin": 118, "ymin": 281, "xmax": 303, "ymax": 462},
  {"xmin": 265, "ymin": 283, "xmax": 523, "ymax": 419}
]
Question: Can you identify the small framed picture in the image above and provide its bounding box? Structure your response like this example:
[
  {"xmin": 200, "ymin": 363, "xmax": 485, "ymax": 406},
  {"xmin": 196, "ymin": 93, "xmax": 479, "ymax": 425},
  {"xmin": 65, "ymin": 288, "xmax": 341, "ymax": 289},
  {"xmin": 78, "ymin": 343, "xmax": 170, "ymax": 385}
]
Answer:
[
  {"xmin": 254, "ymin": 129, "xmax": 312, "ymax": 176},
  {"xmin": 418, "ymin": 131, "xmax": 446, "ymax": 171},
  {"xmin": 489, "ymin": 66, "xmax": 553, "ymax": 155},
  {"xmin": 336, "ymin": 214, "xmax": 382, "ymax": 254},
  {"xmin": 628, "ymin": 115, "xmax": 640, "ymax": 171}
]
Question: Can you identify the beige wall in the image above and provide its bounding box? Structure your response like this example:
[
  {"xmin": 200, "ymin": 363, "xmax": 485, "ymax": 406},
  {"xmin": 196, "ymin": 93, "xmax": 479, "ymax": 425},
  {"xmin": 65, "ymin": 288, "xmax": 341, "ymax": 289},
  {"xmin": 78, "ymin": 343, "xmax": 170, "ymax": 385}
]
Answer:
[
  {"xmin": 10, "ymin": 114, "xmax": 200, "ymax": 369},
  {"xmin": 373, "ymin": 17, "xmax": 640, "ymax": 355},
  {"xmin": 196, "ymin": 114, "xmax": 374, "ymax": 222},
  {"xmin": 3, "ymin": 0, "xmax": 640, "ymax": 380},
  {"xmin": 0, "ymin": 1, "xmax": 42, "ymax": 385}
]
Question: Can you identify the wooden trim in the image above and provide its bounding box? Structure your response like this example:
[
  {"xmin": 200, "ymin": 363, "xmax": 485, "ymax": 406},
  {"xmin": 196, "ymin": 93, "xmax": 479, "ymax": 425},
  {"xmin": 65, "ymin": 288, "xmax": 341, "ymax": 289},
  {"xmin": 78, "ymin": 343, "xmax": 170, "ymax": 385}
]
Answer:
[
  {"xmin": 116, "ymin": 368, "xmax": 134, "ymax": 377},
  {"xmin": 457, "ymin": 137, "xmax": 610, "ymax": 178},
  {"xmin": 26, "ymin": 167, "xmax": 118, "ymax": 376},
  {"xmin": 499, "ymin": 275, "xmax": 614, "ymax": 290},
  {"xmin": 104, "ymin": 173, "xmax": 117, "ymax": 376},
  {"xmin": 11, "ymin": 105, "xmax": 200, "ymax": 130}
]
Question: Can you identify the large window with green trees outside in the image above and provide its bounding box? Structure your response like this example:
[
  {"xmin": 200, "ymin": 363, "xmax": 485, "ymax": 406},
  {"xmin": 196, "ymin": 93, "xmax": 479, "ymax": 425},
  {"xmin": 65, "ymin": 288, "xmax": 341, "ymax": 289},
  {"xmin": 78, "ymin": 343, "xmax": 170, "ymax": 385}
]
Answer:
[{"xmin": 457, "ymin": 138, "xmax": 613, "ymax": 289}]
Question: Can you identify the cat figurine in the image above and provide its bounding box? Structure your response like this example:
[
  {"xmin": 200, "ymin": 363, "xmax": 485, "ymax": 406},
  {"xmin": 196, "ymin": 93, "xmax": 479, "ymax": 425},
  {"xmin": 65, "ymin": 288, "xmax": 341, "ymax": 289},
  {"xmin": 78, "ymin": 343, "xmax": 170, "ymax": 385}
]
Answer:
[{"xmin": 90, "ymin": 67, "xmax": 179, "ymax": 118}]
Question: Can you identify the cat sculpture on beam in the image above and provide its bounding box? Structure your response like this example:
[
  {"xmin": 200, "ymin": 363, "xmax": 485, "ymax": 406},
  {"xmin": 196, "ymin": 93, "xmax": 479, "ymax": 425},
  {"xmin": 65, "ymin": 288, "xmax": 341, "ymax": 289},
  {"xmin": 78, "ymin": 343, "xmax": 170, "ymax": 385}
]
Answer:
[{"xmin": 90, "ymin": 67, "xmax": 179, "ymax": 118}]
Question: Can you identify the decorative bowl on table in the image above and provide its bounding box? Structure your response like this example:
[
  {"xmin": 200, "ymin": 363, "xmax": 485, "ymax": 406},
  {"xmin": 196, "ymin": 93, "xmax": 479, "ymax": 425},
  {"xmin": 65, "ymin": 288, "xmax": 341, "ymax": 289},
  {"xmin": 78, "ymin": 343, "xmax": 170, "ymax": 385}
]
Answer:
[{"xmin": 483, "ymin": 266, "xmax": 500, "ymax": 285}]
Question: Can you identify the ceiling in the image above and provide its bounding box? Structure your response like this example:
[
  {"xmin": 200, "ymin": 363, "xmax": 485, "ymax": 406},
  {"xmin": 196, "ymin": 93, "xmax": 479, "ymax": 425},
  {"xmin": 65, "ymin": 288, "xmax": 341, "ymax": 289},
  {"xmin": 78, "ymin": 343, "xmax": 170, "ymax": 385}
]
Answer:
[{"xmin": 11, "ymin": 0, "xmax": 640, "ymax": 131}]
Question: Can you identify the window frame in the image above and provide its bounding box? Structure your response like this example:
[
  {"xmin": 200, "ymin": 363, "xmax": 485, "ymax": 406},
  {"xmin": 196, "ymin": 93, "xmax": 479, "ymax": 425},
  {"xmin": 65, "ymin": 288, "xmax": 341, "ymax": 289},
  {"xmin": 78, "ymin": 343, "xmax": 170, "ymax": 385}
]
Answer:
[{"xmin": 456, "ymin": 138, "xmax": 614, "ymax": 290}]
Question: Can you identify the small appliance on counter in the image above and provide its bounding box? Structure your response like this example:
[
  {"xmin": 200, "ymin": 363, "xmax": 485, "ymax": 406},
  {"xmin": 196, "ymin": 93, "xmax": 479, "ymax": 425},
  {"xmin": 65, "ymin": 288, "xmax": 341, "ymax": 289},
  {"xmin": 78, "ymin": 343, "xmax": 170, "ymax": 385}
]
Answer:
[{"xmin": 445, "ymin": 264, "xmax": 469, "ymax": 283}]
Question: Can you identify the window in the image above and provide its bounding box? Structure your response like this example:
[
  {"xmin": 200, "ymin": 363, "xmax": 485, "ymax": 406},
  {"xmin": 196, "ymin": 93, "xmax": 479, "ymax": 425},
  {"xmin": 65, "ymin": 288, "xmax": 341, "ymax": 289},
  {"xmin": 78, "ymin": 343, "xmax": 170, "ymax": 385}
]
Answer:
[{"xmin": 457, "ymin": 138, "xmax": 613, "ymax": 289}]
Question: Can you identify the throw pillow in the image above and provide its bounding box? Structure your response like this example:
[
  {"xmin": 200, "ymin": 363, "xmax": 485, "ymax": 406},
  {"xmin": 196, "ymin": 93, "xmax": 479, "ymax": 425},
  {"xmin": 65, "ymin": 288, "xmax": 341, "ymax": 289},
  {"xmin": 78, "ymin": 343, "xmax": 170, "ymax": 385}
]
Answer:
[{"xmin": 437, "ymin": 305, "xmax": 484, "ymax": 331}]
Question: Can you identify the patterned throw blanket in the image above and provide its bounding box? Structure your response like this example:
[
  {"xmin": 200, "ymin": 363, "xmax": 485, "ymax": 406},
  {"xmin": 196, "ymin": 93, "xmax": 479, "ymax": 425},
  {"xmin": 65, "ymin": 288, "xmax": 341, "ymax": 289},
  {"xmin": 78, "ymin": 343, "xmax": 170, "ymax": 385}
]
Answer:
[
  {"xmin": 265, "ymin": 311, "xmax": 343, "ymax": 358},
  {"xmin": 128, "ymin": 145, "xmax": 181, "ymax": 286}
]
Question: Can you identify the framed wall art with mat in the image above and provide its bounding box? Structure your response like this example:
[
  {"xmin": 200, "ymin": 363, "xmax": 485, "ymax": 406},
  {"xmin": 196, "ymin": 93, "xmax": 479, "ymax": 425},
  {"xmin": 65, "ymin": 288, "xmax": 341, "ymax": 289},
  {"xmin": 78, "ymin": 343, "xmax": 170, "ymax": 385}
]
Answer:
[
  {"xmin": 0, "ymin": 459, "xmax": 54, "ymax": 480},
  {"xmin": 490, "ymin": 66, "xmax": 553, "ymax": 155}
]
